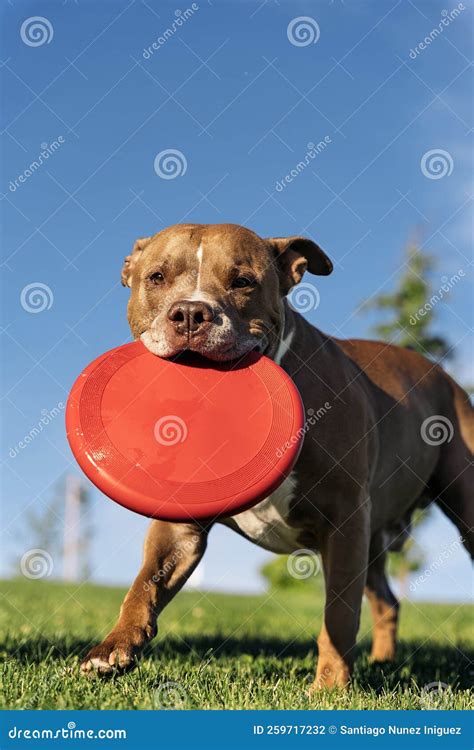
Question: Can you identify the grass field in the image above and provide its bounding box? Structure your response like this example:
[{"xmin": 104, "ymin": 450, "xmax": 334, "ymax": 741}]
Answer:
[{"xmin": 0, "ymin": 579, "xmax": 472, "ymax": 710}]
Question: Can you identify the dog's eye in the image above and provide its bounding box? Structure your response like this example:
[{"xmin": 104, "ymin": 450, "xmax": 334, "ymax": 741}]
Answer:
[
  {"xmin": 149, "ymin": 272, "xmax": 164, "ymax": 285},
  {"xmin": 232, "ymin": 276, "xmax": 255, "ymax": 289}
]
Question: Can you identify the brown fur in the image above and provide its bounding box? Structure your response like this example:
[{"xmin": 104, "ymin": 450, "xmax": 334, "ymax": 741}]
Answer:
[{"xmin": 81, "ymin": 223, "xmax": 473, "ymax": 690}]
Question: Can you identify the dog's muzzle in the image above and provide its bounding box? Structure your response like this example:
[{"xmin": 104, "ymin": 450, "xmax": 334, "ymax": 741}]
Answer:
[{"xmin": 167, "ymin": 299, "xmax": 215, "ymax": 337}]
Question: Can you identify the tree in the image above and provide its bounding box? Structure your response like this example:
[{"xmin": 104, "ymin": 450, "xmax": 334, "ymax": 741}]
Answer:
[
  {"xmin": 260, "ymin": 553, "xmax": 324, "ymax": 594},
  {"xmin": 362, "ymin": 241, "xmax": 452, "ymax": 361},
  {"xmin": 361, "ymin": 239, "xmax": 454, "ymax": 595},
  {"xmin": 260, "ymin": 242, "xmax": 458, "ymax": 597}
]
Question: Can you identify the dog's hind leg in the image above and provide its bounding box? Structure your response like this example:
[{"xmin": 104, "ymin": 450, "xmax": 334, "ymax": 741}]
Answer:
[
  {"xmin": 430, "ymin": 381, "xmax": 474, "ymax": 558},
  {"xmin": 81, "ymin": 520, "xmax": 209, "ymax": 675},
  {"xmin": 364, "ymin": 533, "xmax": 399, "ymax": 662},
  {"xmin": 432, "ymin": 458, "xmax": 474, "ymax": 559}
]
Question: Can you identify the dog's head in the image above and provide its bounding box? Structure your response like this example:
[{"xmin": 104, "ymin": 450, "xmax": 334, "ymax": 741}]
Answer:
[{"xmin": 122, "ymin": 223, "xmax": 332, "ymax": 362}]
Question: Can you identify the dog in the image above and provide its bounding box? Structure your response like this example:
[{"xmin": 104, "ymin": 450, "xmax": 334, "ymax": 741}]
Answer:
[{"xmin": 81, "ymin": 223, "xmax": 473, "ymax": 689}]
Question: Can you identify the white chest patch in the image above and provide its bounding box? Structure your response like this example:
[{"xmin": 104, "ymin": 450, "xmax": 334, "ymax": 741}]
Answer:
[
  {"xmin": 274, "ymin": 325, "xmax": 295, "ymax": 366},
  {"xmin": 222, "ymin": 473, "xmax": 303, "ymax": 553}
]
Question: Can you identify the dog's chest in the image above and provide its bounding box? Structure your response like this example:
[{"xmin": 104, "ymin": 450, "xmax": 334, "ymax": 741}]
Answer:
[{"xmin": 221, "ymin": 473, "xmax": 303, "ymax": 553}]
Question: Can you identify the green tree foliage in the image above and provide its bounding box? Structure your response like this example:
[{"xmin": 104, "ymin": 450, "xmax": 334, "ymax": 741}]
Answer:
[
  {"xmin": 362, "ymin": 243, "xmax": 452, "ymax": 361},
  {"xmin": 260, "ymin": 554, "xmax": 324, "ymax": 593},
  {"xmin": 362, "ymin": 240, "xmax": 455, "ymax": 592},
  {"xmin": 261, "ymin": 243, "xmax": 457, "ymax": 595}
]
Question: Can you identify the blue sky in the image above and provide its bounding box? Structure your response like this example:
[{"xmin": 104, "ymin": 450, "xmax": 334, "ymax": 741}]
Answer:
[{"xmin": 1, "ymin": 0, "xmax": 472, "ymax": 602}]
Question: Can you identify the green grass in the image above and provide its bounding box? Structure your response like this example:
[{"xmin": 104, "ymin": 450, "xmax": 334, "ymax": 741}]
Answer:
[{"xmin": 0, "ymin": 579, "xmax": 472, "ymax": 710}]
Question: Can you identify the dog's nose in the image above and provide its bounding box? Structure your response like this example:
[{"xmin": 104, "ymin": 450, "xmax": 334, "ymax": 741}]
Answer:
[{"xmin": 167, "ymin": 300, "xmax": 215, "ymax": 335}]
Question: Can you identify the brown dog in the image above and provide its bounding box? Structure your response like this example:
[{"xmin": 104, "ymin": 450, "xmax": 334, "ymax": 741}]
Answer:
[{"xmin": 81, "ymin": 223, "xmax": 473, "ymax": 689}]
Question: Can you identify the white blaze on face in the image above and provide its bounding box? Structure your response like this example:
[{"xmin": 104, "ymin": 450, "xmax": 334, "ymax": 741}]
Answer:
[
  {"xmin": 185, "ymin": 242, "xmax": 206, "ymax": 302},
  {"xmin": 196, "ymin": 242, "xmax": 203, "ymax": 291},
  {"xmin": 141, "ymin": 237, "xmax": 260, "ymax": 360}
]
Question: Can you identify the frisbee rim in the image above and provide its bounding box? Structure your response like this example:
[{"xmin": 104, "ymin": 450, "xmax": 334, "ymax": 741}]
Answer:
[{"xmin": 66, "ymin": 342, "xmax": 304, "ymax": 521}]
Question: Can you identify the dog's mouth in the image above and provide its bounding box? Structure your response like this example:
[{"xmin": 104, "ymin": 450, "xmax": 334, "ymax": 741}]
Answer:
[{"xmin": 140, "ymin": 329, "xmax": 266, "ymax": 363}]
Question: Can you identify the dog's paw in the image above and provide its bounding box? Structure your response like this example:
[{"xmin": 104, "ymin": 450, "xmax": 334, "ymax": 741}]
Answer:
[
  {"xmin": 81, "ymin": 628, "xmax": 146, "ymax": 676},
  {"xmin": 310, "ymin": 660, "xmax": 351, "ymax": 692}
]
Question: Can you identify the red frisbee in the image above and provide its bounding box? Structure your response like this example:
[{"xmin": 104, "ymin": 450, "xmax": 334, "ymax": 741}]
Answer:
[{"xmin": 66, "ymin": 341, "xmax": 304, "ymax": 521}]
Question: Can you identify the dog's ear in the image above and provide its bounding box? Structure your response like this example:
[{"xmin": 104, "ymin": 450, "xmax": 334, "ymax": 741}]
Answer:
[
  {"xmin": 267, "ymin": 236, "xmax": 333, "ymax": 293},
  {"xmin": 121, "ymin": 237, "xmax": 152, "ymax": 288}
]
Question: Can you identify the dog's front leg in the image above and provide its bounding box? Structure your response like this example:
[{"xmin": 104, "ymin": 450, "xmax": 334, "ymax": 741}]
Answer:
[
  {"xmin": 312, "ymin": 504, "xmax": 370, "ymax": 690},
  {"xmin": 81, "ymin": 520, "xmax": 209, "ymax": 675}
]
